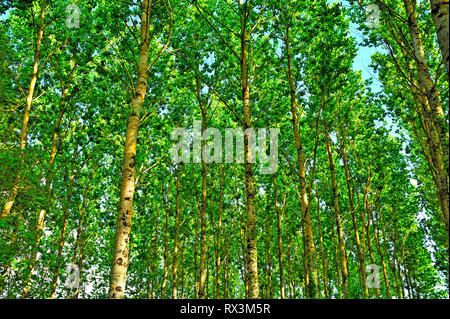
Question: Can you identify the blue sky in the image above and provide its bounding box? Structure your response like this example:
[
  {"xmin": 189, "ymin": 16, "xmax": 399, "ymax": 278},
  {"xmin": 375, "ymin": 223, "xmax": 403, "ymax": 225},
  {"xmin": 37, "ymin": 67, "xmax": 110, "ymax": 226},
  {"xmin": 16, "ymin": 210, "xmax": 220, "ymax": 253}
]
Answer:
[
  {"xmin": 349, "ymin": 25, "xmax": 384, "ymax": 94},
  {"xmin": 330, "ymin": 0, "xmax": 384, "ymax": 93}
]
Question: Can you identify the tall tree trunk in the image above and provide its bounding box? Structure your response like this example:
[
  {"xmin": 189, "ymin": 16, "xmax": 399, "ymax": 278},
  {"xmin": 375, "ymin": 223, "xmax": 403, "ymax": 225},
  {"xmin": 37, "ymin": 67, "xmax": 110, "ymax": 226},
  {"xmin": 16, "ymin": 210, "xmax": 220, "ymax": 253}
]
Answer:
[
  {"xmin": 403, "ymin": 54, "xmax": 449, "ymax": 241},
  {"xmin": 365, "ymin": 200, "xmax": 380, "ymax": 298},
  {"xmin": 392, "ymin": 206, "xmax": 406, "ymax": 299},
  {"xmin": 180, "ymin": 235, "xmax": 186, "ymax": 299},
  {"xmin": 65, "ymin": 167, "xmax": 93, "ymax": 299},
  {"xmin": 161, "ymin": 182, "xmax": 170, "ymax": 299},
  {"xmin": 286, "ymin": 238, "xmax": 293, "ymax": 298},
  {"xmin": 430, "ymin": 0, "xmax": 449, "ymax": 78},
  {"xmin": 238, "ymin": 186, "xmax": 249, "ymax": 298},
  {"xmin": 380, "ymin": 208, "xmax": 398, "ymax": 298},
  {"xmin": 315, "ymin": 193, "xmax": 329, "ymax": 299},
  {"xmin": 223, "ymin": 215, "xmax": 232, "ymax": 298},
  {"xmin": 108, "ymin": 0, "xmax": 152, "ymax": 299},
  {"xmin": 147, "ymin": 202, "xmax": 160, "ymax": 299},
  {"xmin": 72, "ymin": 233, "xmax": 87, "ymax": 299},
  {"xmin": 193, "ymin": 202, "xmax": 199, "ymax": 298},
  {"xmin": 332, "ymin": 229, "xmax": 342, "ymax": 299},
  {"xmin": 239, "ymin": 0, "xmax": 259, "ymax": 299},
  {"xmin": 49, "ymin": 147, "xmax": 79, "ymax": 298},
  {"xmin": 359, "ymin": 168, "xmax": 371, "ymax": 261},
  {"xmin": 215, "ymin": 164, "xmax": 223, "ymax": 298},
  {"xmin": 284, "ymin": 24, "xmax": 317, "ymax": 299},
  {"xmin": 324, "ymin": 122, "xmax": 349, "ymax": 298},
  {"xmin": 273, "ymin": 175, "xmax": 285, "ymax": 299},
  {"xmin": 1, "ymin": 0, "xmax": 47, "ymax": 218},
  {"xmin": 198, "ymin": 107, "xmax": 208, "ymax": 299},
  {"xmin": 372, "ymin": 190, "xmax": 391, "ymax": 298},
  {"xmin": 172, "ymin": 165, "xmax": 181, "ymax": 299},
  {"xmin": 404, "ymin": 0, "xmax": 449, "ymax": 235},
  {"xmin": 21, "ymin": 208, "xmax": 46, "ymax": 298},
  {"xmin": 402, "ymin": 250, "xmax": 413, "ymax": 298},
  {"xmin": 336, "ymin": 117, "xmax": 368, "ymax": 298},
  {"xmin": 264, "ymin": 203, "xmax": 272, "ymax": 298}
]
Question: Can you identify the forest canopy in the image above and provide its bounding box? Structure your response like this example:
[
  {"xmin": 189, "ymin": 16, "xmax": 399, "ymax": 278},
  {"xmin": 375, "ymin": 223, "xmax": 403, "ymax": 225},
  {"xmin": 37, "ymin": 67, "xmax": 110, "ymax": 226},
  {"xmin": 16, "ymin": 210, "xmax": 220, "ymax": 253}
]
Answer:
[{"xmin": 0, "ymin": 0, "xmax": 448, "ymax": 299}]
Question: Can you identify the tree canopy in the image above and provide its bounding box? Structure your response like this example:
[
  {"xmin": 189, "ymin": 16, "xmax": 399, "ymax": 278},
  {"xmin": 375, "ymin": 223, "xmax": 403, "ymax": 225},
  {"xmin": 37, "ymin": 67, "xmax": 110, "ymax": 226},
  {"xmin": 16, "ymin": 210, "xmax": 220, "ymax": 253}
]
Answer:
[{"xmin": 0, "ymin": 0, "xmax": 448, "ymax": 299}]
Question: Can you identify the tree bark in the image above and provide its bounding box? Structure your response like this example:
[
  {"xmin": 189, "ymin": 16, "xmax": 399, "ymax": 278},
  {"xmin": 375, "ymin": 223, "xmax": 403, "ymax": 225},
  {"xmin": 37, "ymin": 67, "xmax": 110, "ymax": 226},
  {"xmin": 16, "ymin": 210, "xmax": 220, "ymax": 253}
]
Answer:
[
  {"xmin": 239, "ymin": 0, "xmax": 259, "ymax": 299},
  {"xmin": 172, "ymin": 165, "xmax": 181, "ymax": 299},
  {"xmin": 324, "ymin": 122, "xmax": 349, "ymax": 298},
  {"xmin": 273, "ymin": 175, "xmax": 285, "ymax": 299},
  {"xmin": 336, "ymin": 117, "xmax": 368, "ymax": 298},
  {"xmin": 21, "ymin": 208, "xmax": 46, "ymax": 298},
  {"xmin": 108, "ymin": 0, "xmax": 152, "ymax": 299},
  {"xmin": 49, "ymin": 147, "xmax": 79, "ymax": 298},
  {"xmin": 365, "ymin": 199, "xmax": 380, "ymax": 298},
  {"xmin": 430, "ymin": 0, "xmax": 449, "ymax": 78},
  {"xmin": 372, "ymin": 190, "xmax": 391, "ymax": 298},
  {"xmin": 197, "ymin": 83, "xmax": 208, "ymax": 299},
  {"xmin": 1, "ymin": 0, "xmax": 47, "ymax": 218},
  {"xmin": 65, "ymin": 166, "xmax": 93, "ymax": 299},
  {"xmin": 284, "ymin": 24, "xmax": 317, "ymax": 299},
  {"xmin": 315, "ymin": 193, "xmax": 329, "ymax": 299},
  {"xmin": 161, "ymin": 183, "xmax": 170, "ymax": 298},
  {"xmin": 215, "ymin": 164, "xmax": 223, "ymax": 298},
  {"xmin": 404, "ymin": 0, "xmax": 449, "ymax": 235}
]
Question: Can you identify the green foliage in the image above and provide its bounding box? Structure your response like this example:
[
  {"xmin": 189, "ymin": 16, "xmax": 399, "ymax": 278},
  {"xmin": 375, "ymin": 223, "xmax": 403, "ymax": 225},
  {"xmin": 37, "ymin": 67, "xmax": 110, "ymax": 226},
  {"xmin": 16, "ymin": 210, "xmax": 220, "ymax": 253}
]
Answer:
[{"xmin": 0, "ymin": 0, "xmax": 447, "ymax": 299}]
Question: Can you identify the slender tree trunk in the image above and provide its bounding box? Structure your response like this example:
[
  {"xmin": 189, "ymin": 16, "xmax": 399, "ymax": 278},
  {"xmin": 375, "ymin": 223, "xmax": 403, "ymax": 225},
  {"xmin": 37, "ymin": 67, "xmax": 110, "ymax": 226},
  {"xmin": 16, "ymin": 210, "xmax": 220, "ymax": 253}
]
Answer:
[
  {"xmin": 273, "ymin": 175, "xmax": 285, "ymax": 299},
  {"xmin": 215, "ymin": 164, "xmax": 223, "ymax": 298},
  {"xmin": 404, "ymin": 0, "xmax": 449, "ymax": 235},
  {"xmin": 315, "ymin": 193, "xmax": 329, "ymax": 299},
  {"xmin": 402, "ymin": 250, "xmax": 413, "ymax": 298},
  {"xmin": 223, "ymin": 216, "xmax": 232, "ymax": 298},
  {"xmin": 172, "ymin": 165, "xmax": 181, "ymax": 299},
  {"xmin": 286, "ymin": 239, "xmax": 293, "ymax": 298},
  {"xmin": 193, "ymin": 203, "xmax": 199, "ymax": 298},
  {"xmin": 1, "ymin": 0, "xmax": 47, "ymax": 218},
  {"xmin": 392, "ymin": 206, "xmax": 405, "ymax": 299},
  {"xmin": 206, "ymin": 250, "xmax": 210, "ymax": 298},
  {"xmin": 198, "ymin": 107, "xmax": 208, "ymax": 299},
  {"xmin": 108, "ymin": 0, "xmax": 152, "ymax": 299},
  {"xmin": 332, "ymin": 229, "xmax": 342, "ymax": 299},
  {"xmin": 284, "ymin": 25, "xmax": 317, "ymax": 299},
  {"xmin": 380, "ymin": 212, "xmax": 398, "ymax": 298},
  {"xmin": 238, "ymin": 0, "xmax": 259, "ymax": 299},
  {"xmin": 430, "ymin": 0, "xmax": 449, "ymax": 78},
  {"xmin": 336, "ymin": 117, "xmax": 368, "ymax": 298},
  {"xmin": 359, "ymin": 169, "xmax": 371, "ymax": 261},
  {"xmin": 324, "ymin": 122, "xmax": 349, "ymax": 298},
  {"xmin": 148, "ymin": 202, "xmax": 160, "ymax": 299},
  {"xmin": 264, "ymin": 204, "xmax": 272, "ymax": 298},
  {"xmin": 65, "ymin": 167, "xmax": 93, "ymax": 299},
  {"xmin": 365, "ymin": 200, "xmax": 380, "ymax": 298},
  {"xmin": 372, "ymin": 190, "xmax": 391, "ymax": 298},
  {"xmin": 49, "ymin": 147, "xmax": 79, "ymax": 297},
  {"xmin": 72, "ymin": 232, "xmax": 87, "ymax": 299},
  {"xmin": 21, "ymin": 208, "xmax": 46, "ymax": 298},
  {"xmin": 180, "ymin": 235, "xmax": 186, "ymax": 299},
  {"xmin": 404, "ymin": 55, "xmax": 449, "ymax": 241},
  {"xmin": 238, "ymin": 185, "xmax": 249, "ymax": 298},
  {"xmin": 161, "ymin": 183, "xmax": 170, "ymax": 299}
]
